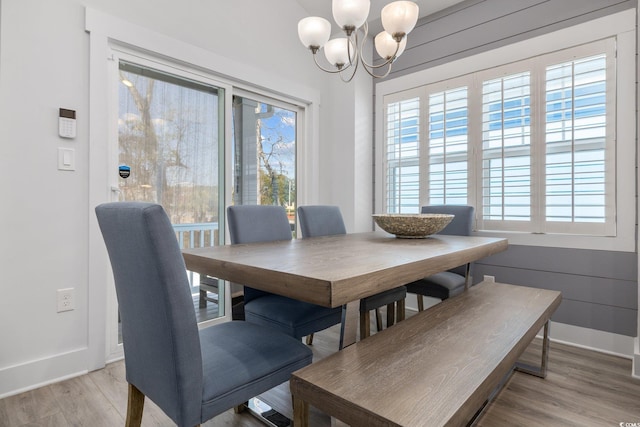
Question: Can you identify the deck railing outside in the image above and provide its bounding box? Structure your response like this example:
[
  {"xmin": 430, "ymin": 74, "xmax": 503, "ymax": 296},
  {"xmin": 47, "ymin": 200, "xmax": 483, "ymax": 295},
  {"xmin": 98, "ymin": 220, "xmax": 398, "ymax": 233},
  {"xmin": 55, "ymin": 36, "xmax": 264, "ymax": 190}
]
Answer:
[{"xmin": 173, "ymin": 222, "xmax": 219, "ymax": 292}]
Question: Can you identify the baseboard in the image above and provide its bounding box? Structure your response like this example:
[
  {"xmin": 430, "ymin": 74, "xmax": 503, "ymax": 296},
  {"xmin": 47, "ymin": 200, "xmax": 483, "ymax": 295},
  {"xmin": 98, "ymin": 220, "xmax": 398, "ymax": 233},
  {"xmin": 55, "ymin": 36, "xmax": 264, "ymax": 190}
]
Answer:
[
  {"xmin": 0, "ymin": 347, "xmax": 88, "ymax": 399},
  {"xmin": 542, "ymin": 322, "xmax": 634, "ymax": 359},
  {"xmin": 406, "ymin": 306, "xmax": 635, "ymax": 360},
  {"xmin": 632, "ymin": 337, "xmax": 640, "ymax": 379}
]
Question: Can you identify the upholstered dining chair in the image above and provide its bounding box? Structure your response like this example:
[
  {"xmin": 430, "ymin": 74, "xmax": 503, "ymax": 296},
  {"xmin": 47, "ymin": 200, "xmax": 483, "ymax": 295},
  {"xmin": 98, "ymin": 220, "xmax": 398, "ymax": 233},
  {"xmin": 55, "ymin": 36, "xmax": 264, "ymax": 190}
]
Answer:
[
  {"xmin": 227, "ymin": 205, "xmax": 343, "ymax": 344},
  {"xmin": 406, "ymin": 205, "xmax": 475, "ymax": 311},
  {"xmin": 298, "ymin": 205, "xmax": 407, "ymax": 339},
  {"xmin": 95, "ymin": 202, "xmax": 312, "ymax": 427}
]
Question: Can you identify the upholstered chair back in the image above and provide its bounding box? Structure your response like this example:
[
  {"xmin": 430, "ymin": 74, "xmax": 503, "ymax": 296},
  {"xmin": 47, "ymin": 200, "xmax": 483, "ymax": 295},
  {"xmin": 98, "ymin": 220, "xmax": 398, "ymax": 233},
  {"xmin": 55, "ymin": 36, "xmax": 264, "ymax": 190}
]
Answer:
[{"xmin": 95, "ymin": 202, "xmax": 202, "ymax": 426}]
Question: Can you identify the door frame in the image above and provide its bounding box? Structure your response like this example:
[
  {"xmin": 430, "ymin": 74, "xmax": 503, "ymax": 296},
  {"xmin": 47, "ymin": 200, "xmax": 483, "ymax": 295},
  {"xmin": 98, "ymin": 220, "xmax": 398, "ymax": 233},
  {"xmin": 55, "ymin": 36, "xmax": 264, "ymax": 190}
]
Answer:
[{"xmin": 87, "ymin": 7, "xmax": 319, "ymax": 370}]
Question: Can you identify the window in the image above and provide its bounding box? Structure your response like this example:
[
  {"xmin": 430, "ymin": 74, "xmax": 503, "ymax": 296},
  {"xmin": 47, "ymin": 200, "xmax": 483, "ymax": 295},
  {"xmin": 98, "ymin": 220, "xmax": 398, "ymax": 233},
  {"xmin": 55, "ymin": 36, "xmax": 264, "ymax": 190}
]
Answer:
[
  {"xmin": 382, "ymin": 39, "xmax": 616, "ymax": 237},
  {"xmin": 232, "ymin": 94, "xmax": 298, "ymax": 228},
  {"xmin": 544, "ymin": 54, "xmax": 609, "ymax": 231},
  {"xmin": 427, "ymin": 87, "xmax": 469, "ymax": 205},
  {"xmin": 384, "ymin": 95, "xmax": 420, "ymax": 213}
]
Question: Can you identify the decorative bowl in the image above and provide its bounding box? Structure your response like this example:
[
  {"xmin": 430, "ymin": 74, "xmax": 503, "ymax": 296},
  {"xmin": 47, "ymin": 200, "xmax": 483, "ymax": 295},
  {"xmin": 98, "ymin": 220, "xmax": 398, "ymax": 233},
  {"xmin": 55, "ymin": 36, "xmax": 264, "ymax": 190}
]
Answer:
[{"xmin": 372, "ymin": 213, "xmax": 454, "ymax": 238}]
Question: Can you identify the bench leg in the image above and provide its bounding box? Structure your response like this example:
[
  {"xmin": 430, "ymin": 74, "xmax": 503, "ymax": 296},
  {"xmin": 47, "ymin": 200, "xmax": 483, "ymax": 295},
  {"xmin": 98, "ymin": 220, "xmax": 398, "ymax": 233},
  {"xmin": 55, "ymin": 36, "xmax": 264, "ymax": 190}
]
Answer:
[
  {"xmin": 292, "ymin": 395, "xmax": 309, "ymax": 427},
  {"xmin": 515, "ymin": 320, "xmax": 550, "ymax": 378}
]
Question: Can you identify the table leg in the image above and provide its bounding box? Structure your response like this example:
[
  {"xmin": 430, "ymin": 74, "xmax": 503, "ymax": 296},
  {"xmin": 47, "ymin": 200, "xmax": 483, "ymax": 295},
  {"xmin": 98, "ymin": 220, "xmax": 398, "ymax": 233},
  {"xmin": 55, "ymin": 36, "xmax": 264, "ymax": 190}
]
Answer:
[
  {"xmin": 464, "ymin": 263, "xmax": 471, "ymax": 290},
  {"xmin": 292, "ymin": 395, "xmax": 309, "ymax": 427},
  {"xmin": 339, "ymin": 300, "xmax": 360, "ymax": 350}
]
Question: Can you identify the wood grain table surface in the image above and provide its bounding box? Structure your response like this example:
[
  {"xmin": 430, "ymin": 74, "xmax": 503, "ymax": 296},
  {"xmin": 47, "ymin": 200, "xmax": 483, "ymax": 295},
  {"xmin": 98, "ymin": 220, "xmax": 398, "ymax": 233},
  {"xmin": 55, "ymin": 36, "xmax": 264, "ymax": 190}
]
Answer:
[{"xmin": 182, "ymin": 232, "xmax": 508, "ymax": 308}]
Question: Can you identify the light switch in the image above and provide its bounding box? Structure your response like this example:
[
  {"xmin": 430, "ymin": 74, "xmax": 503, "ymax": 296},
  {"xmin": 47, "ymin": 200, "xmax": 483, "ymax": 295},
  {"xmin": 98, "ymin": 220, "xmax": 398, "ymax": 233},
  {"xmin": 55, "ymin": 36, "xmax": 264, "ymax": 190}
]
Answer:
[{"xmin": 58, "ymin": 148, "xmax": 75, "ymax": 171}]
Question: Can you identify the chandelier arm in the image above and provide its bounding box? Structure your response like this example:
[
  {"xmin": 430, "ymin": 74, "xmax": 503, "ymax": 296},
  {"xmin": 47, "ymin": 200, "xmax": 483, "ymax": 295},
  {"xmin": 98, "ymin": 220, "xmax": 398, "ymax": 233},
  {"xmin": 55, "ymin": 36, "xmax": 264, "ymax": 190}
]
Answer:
[
  {"xmin": 312, "ymin": 53, "xmax": 348, "ymax": 74},
  {"xmin": 360, "ymin": 62, "xmax": 394, "ymax": 79},
  {"xmin": 360, "ymin": 38, "xmax": 401, "ymax": 70},
  {"xmin": 347, "ymin": 31, "xmax": 357, "ymax": 68},
  {"xmin": 339, "ymin": 55, "xmax": 360, "ymax": 83}
]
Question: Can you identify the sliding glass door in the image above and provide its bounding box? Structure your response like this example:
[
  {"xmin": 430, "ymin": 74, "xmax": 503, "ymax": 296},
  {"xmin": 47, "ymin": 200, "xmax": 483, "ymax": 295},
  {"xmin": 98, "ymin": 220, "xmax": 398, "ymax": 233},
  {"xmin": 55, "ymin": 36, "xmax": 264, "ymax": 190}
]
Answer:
[
  {"xmin": 115, "ymin": 60, "xmax": 226, "ymax": 343},
  {"xmin": 232, "ymin": 94, "xmax": 297, "ymax": 229}
]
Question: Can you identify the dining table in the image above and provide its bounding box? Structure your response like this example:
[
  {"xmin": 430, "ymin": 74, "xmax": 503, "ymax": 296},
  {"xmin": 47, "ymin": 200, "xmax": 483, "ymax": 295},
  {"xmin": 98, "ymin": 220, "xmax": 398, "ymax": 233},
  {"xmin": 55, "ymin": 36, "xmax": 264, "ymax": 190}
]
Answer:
[{"xmin": 183, "ymin": 231, "xmax": 508, "ymax": 348}]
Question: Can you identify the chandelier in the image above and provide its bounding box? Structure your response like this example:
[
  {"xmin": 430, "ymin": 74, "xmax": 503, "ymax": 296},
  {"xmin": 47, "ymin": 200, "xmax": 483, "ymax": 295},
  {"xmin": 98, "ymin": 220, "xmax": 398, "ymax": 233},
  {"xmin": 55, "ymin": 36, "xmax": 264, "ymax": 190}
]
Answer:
[{"xmin": 297, "ymin": 0, "xmax": 419, "ymax": 82}]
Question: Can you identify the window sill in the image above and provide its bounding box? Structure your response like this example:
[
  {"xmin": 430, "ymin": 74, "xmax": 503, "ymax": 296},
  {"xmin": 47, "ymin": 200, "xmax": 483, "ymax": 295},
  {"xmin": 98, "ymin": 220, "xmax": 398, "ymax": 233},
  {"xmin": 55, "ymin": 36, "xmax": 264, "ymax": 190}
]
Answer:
[{"xmin": 473, "ymin": 229, "xmax": 634, "ymax": 252}]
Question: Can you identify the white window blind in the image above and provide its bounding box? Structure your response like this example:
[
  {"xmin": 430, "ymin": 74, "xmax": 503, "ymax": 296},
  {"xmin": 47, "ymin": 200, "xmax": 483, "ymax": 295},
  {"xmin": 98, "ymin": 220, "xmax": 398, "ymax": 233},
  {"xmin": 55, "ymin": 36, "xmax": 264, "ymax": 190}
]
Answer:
[
  {"xmin": 544, "ymin": 54, "xmax": 610, "ymax": 234},
  {"xmin": 385, "ymin": 97, "xmax": 420, "ymax": 213},
  {"xmin": 381, "ymin": 38, "xmax": 616, "ymax": 237},
  {"xmin": 481, "ymin": 72, "xmax": 532, "ymax": 229},
  {"xmin": 427, "ymin": 87, "xmax": 469, "ymax": 205}
]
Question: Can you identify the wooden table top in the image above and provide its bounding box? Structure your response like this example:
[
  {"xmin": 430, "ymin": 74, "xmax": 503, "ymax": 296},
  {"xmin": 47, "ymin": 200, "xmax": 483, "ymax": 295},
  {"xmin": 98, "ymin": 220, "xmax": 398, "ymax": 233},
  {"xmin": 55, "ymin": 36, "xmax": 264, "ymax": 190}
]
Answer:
[{"xmin": 183, "ymin": 232, "xmax": 508, "ymax": 308}]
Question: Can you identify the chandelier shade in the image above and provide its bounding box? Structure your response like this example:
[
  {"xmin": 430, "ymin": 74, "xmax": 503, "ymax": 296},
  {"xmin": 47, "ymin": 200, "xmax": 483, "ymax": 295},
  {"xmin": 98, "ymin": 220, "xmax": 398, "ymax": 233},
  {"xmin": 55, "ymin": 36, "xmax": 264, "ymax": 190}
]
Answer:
[
  {"xmin": 375, "ymin": 31, "xmax": 407, "ymax": 59},
  {"xmin": 298, "ymin": 0, "xmax": 419, "ymax": 82},
  {"xmin": 324, "ymin": 38, "xmax": 356, "ymax": 68},
  {"xmin": 298, "ymin": 17, "xmax": 332, "ymax": 49},
  {"xmin": 381, "ymin": 1, "xmax": 419, "ymax": 38},
  {"xmin": 332, "ymin": 0, "xmax": 370, "ymax": 31}
]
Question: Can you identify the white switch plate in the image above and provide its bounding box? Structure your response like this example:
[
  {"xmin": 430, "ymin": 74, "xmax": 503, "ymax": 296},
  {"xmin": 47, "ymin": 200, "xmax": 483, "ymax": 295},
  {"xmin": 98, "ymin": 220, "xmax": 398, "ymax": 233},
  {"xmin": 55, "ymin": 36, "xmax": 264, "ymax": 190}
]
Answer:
[
  {"xmin": 57, "ymin": 288, "xmax": 75, "ymax": 312},
  {"xmin": 58, "ymin": 148, "xmax": 75, "ymax": 171}
]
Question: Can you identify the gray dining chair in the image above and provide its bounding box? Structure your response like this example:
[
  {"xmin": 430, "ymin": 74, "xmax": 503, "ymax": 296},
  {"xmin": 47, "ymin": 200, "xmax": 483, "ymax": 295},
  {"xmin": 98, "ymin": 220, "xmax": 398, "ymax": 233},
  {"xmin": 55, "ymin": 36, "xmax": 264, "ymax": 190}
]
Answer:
[
  {"xmin": 406, "ymin": 205, "xmax": 475, "ymax": 310},
  {"xmin": 298, "ymin": 205, "xmax": 407, "ymax": 339},
  {"xmin": 95, "ymin": 202, "xmax": 312, "ymax": 427},
  {"xmin": 227, "ymin": 205, "xmax": 343, "ymax": 344}
]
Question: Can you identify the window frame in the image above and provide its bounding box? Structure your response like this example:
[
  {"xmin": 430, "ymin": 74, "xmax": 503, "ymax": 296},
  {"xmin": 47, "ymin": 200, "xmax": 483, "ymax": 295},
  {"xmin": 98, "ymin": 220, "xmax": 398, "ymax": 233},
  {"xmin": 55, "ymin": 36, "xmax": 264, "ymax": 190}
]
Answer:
[{"xmin": 375, "ymin": 10, "xmax": 636, "ymax": 251}]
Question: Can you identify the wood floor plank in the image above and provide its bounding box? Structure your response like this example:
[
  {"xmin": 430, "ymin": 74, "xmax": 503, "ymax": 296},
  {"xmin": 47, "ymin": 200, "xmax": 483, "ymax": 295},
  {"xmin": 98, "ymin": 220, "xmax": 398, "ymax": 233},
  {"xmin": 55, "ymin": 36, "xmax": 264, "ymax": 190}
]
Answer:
[
  {"xmin": 49, "ymin": 375, "xmax": 123, "ymax": 427},
  {"xmin": 0, "ymin": 386, "xmax": 61, "ymax": 427},
  {"xmin": 16, "ymin": 412, "xmax": 69, "ymax": 427},
  {"xmin": 2, "ymin": 306, "xmax": 640, "ymax": 427},
  {"xmin": 478, "ymin": 339, "xmax": 640, "ymax": 426}
]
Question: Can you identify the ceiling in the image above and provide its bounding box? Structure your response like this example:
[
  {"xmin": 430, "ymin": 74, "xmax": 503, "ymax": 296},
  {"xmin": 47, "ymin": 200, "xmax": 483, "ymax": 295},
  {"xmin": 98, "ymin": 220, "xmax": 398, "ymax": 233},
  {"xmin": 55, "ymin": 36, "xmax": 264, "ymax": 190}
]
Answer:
[{"xmin": 295, "ymin": 0, "xmax": 468, "ymax": 33}]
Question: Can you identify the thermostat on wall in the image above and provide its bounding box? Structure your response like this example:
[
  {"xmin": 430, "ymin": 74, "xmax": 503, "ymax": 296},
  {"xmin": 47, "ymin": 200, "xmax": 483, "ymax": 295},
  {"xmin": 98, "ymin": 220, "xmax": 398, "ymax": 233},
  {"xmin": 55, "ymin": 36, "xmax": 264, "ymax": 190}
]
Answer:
[{"xmin": 59, "ymin": 108, "xmax": 76, "ymax": 139}]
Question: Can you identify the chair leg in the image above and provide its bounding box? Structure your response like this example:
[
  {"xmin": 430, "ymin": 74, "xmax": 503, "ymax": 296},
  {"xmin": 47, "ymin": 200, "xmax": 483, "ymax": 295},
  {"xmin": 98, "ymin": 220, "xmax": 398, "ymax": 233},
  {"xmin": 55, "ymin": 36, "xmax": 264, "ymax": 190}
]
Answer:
[
  {"xmin": 375, "ymin": 308, "xmax": 383, "ymax": 332},
  {"xmin": 386, "ymin": 303, "xmax": 396, "ymax": 328},
  {"xmin": 305, "ymin": 334, "xmax": 314, "ymax": 345},
  {"xmin": 234, "ymin": 402, "xmax": 248, "ymax": 413},
  {"xmin": 199, "ymin": 289, "xmax": 207, "ymax": 308},
  {"xmin": 360, "ymin": 310, "xmax": 371, "ymax": 339},
  {"xmin": 125, "ymin": 383, "xmax": 144, "ymax": 427},
  {"xmin": 397, "ymin": 298, "xmax": 406, "ymax": 321},
  {"xmin": 417, "ymin": 294, "xmax": 424, "ymax": 312}
]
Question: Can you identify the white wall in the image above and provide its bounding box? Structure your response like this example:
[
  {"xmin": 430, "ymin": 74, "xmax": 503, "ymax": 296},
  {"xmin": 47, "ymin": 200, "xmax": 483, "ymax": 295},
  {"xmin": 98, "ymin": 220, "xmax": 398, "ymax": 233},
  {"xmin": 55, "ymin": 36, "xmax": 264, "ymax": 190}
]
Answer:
[
  {"xmin": 0, "ymin": 0, "xmax": 373, "ymax": 397},
  {"xmin": 321, "ymin": 48, "xmax": 374, "ymax": 233}
]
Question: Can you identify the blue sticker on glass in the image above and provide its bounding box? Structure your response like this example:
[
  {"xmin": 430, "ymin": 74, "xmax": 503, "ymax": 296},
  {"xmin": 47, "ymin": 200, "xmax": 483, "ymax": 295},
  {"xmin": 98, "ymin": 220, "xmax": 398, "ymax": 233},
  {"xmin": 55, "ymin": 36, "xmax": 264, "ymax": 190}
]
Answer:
[{"xmin": 119, "ymin": 165, "xmax": 131, "ymax": 179}]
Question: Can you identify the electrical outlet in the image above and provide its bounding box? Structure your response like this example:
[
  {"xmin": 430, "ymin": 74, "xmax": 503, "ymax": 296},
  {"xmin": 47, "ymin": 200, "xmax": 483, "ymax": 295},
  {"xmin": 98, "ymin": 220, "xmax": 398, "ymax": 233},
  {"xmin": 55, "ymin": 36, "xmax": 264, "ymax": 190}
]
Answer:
[
  {"xmin": 483, "ymin": 275, "xmax": 495, "ymax": 283},
  {"xmin": 57, "ymin": 288, "xmax": 75, "ymax": 312}
]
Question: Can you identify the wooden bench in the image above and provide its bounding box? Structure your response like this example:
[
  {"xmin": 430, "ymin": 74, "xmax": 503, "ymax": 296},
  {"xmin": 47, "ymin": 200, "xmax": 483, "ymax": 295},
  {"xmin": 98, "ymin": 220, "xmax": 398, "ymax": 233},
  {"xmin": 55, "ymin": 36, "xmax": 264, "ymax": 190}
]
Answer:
[{"xmin": 290, "ymin": 281, "xmax": 562, "ymax": 426}]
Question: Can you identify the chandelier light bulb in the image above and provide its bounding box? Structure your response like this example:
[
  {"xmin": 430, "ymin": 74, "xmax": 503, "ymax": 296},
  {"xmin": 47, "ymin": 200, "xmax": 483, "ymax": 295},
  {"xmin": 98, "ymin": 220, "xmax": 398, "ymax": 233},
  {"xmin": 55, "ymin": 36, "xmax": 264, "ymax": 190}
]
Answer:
[
  {"xmin": 298, "ymin": 17, "xmax": 332, "ymax": 50},
  {"xmin": 332, "ymin": 0, "xmax": 370, "ymax": 31},
  {"xmin": 381, "ymin": 1, "xmax": 419, "ymax": 39},
  {"xmin": 374, "ymin": 31, "xmax": 407, "ymax": 60}
]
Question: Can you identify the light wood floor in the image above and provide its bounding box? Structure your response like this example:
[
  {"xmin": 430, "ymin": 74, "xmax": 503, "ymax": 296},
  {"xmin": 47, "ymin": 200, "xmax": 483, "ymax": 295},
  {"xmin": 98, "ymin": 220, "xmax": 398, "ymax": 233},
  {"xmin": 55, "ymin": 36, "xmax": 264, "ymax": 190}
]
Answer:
[{"xmin": 2, "ymin": 315, "xmax": 640, "ymax": 427}]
